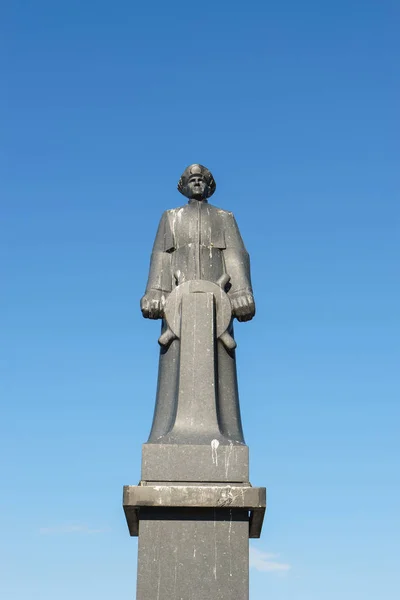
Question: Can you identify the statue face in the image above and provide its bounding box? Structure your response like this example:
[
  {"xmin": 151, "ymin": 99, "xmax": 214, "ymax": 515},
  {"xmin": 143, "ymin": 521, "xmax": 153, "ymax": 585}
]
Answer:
[{"xmin": 187, "ymin": 175, "xmax": 208, "ymax": 199}]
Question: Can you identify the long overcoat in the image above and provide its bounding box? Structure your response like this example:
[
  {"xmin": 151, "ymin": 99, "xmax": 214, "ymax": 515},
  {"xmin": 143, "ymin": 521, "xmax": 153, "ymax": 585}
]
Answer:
[{"xmin": 144, "ymin": 199, "xmax": 253, "ymax": 443}]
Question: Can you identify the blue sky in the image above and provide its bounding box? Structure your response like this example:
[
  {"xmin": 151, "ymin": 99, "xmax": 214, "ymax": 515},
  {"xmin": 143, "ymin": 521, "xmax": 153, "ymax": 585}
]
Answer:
[{"xmin": 1, "ymin": 1, "xmax": 399, "ymax": 598}]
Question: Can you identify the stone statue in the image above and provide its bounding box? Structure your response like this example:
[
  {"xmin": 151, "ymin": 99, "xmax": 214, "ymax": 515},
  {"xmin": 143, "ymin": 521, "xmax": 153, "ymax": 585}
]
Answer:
[
  {"xmin": 141, "ymin": 164, "xmax": 255, "ymax": 446},
  {"xmin": 124, "ymin": 164, "xmax": 266, "ymax": 600}
]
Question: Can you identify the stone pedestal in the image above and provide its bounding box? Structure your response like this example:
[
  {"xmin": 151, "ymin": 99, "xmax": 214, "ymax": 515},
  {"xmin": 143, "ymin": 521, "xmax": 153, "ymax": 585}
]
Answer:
[
  {"xmin": 124, "ymin": 286, "xmax": 266, "ymax": 599},
  {"xmin": 124, "ymin": 485, "xmax": 266, "ymax": 600},
  {"xmin": 137, "ymin": 509, "xmax": 249, "ymax": 600}
]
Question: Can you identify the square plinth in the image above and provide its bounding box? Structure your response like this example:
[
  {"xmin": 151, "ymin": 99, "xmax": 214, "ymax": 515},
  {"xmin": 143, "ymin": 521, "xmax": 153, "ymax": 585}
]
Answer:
[{"xmin": 141, "ymin": 443, "xmax": 249, "ymax": 482}]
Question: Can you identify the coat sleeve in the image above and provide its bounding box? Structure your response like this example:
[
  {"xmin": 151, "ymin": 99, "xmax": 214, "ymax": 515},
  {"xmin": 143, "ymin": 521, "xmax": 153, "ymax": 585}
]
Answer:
[
  {"xmin": 144, "ymin": 211, "xmax": 173, "ymax": 294},
  {"xmin": 222, "ymin": 211, "xmax": 254, "ymax": 296}
]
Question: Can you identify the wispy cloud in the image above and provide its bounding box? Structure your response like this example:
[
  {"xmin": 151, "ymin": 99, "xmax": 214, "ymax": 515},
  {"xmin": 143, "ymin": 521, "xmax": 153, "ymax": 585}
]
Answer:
[
  {"xmin": 39, "ymin": 523, "xmax": 110, "ymax": 535},
  {"xmin": 249, "ymin": 547, "xmax": 291, "ymax": 573}
]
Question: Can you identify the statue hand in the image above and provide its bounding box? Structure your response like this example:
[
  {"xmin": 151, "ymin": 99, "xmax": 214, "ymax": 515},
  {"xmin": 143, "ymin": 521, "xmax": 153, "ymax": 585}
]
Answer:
[
  {"xmin": 140, "ymin": 289, "xmax": 167, "ymax": 319},
  {"xmin": 230, "ymin": 291, "xmax": 255, "ymax": 322}
]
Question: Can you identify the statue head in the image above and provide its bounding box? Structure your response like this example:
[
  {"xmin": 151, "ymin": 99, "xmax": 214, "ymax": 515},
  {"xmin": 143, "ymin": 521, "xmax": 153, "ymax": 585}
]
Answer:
[{"xmin": 177, "ymin": 164, "xmax": 216, "ymax": 200}]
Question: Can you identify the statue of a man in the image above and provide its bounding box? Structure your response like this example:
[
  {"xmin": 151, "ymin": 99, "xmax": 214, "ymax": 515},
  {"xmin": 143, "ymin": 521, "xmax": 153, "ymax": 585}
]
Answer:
[{"xmin": 141, "ymin": 164, "xmax": 255, "ymax": 444}]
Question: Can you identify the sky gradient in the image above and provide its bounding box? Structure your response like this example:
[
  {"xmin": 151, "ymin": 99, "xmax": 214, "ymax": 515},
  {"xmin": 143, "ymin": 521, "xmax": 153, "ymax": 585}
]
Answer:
[{"xmin": 1, "ymin": 1, "xmax": 399, "ymax": 598}]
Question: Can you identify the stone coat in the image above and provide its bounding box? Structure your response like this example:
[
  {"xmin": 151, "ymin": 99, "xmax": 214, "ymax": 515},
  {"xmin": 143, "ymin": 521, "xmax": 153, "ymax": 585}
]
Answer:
[{"xmin": 145, "ymin": 199, "xmax": 253, "ymax": 444}]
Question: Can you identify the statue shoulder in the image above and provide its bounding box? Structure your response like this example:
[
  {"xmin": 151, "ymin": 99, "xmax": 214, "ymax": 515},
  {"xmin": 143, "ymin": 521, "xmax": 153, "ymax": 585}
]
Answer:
[
  {"xmin": 207, "ymin": 204, "xmax": 233, "ymax": 218},
  {"xmin": 211, "ymin": 206, "xmax": 237, "ymax": 225},
  {"xmin": 164, "ymin": 205, "xmax": 188, "ymax": 217}
]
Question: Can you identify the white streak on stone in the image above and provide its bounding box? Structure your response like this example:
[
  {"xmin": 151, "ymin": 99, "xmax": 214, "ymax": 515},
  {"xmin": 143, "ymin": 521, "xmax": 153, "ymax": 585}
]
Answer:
[
  {"xmin": 229, "ymin": 509, "xmax": 233, "ymax": 577},
  {"xmin": 224, "ymin": 441, "xmax": 234, "ymax": 478},
  {"xmin": 173, "ymin": 548, "xmax": 178, "ymax": 597},
  {"xmin": 213, "ymin": 509, "xmax": 218, "ymax": 580},
  {"xmin": 211, "ymin": 439, "xmax": 220, "ymax": 466}
]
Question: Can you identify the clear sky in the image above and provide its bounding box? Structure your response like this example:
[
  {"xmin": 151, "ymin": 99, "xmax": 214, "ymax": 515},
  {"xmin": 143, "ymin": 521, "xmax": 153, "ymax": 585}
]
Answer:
[{"xmin": 1, "ymin": 1, "xmax": 399, "ymax": 598}]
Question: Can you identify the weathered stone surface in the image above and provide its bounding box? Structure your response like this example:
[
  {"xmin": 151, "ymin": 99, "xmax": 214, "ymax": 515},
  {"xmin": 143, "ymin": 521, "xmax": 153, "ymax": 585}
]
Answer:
[
  {"xmin": 141, "ymin": 442, "xmax": 249, "ymax": 482},
  {"xmin": 168, "ymin": 291, "xmax": 219, "ymax": 441},
  {"xmin": 136, "ymin": 508, "xmax": 249, "ymax": 600},
  {"xmin": 123, "ymin": 484, "xmax": 266, "ymax": 539}
]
